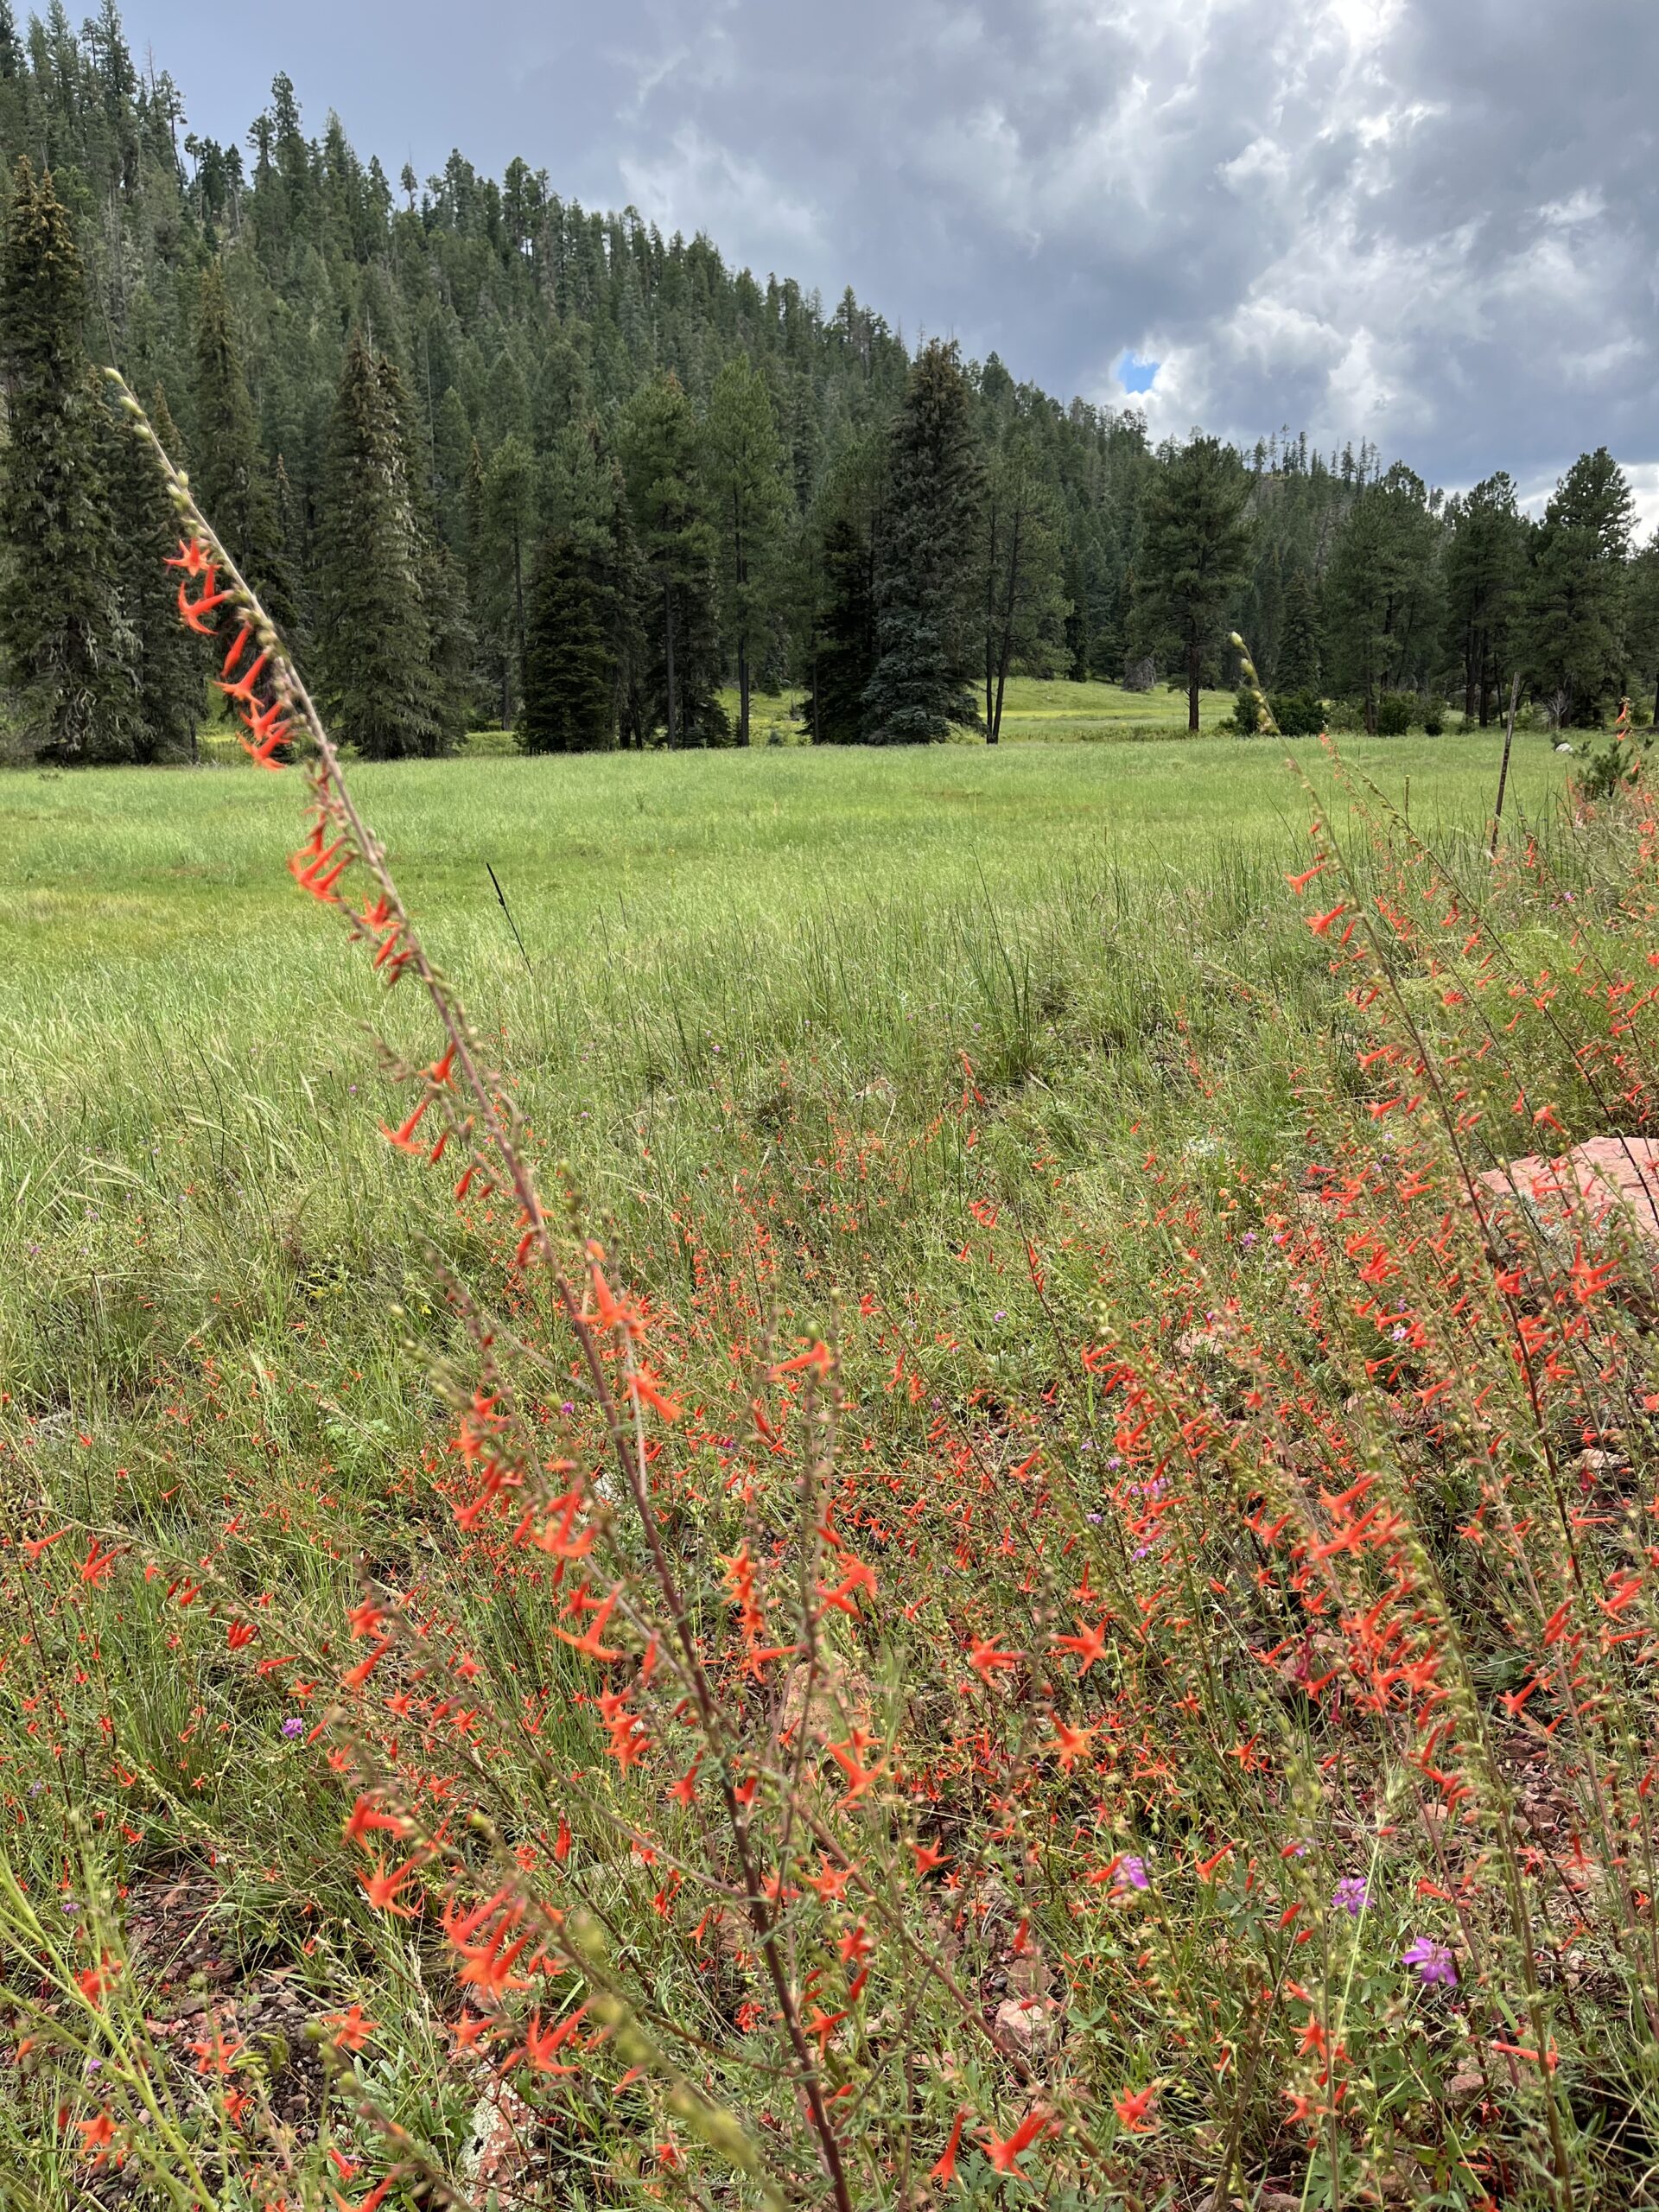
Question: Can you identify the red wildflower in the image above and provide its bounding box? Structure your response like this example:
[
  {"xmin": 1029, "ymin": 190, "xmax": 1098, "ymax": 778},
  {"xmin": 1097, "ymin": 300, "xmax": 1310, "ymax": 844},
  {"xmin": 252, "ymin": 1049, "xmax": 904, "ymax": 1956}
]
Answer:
[
  {"xmin": 1114, "ymin": 2082, "xmax": 1160, "ymax": 2132},
  {"xmin": 323, "ymin": 2004, "xmax": 378, "ymax": 2053},
  {"xmin": 931, "ymin": 2109, "xmax": 967, "ymax": 2187},
  {"xmin": 359, "ymin": 1857, "xmax": 422, "ymax": 1917},
  {"xmin": 1054, "ymin": 1618, "xmax": 1109, "ymax": 1673},
  {"xmin": 980, "ymin": 2107, "xmax": 1049, "ymax": 2175}
]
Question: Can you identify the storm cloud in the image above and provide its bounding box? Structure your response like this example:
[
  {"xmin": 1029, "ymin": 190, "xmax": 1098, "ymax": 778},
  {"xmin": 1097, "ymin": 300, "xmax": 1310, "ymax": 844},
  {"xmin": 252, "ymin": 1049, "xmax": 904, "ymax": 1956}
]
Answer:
[{"xmin": 121, "ymin": 0, "xmax": 1659, "ymax": 502}]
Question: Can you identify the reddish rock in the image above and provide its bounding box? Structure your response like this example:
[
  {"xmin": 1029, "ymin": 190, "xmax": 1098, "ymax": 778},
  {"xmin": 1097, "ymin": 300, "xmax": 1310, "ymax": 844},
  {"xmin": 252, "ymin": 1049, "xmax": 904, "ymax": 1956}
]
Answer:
[{"xmin": 1476, "ymin": 1135, "xmax": 1659, "ymax": 1246}]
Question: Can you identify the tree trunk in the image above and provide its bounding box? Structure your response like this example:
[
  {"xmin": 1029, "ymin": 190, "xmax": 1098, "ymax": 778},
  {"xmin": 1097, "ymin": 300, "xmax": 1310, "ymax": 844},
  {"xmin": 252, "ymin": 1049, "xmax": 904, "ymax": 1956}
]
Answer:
[
  {"xmin": 734, "ymin": 517, "xmax": 750, "ymax": 745},
  {"xmin": 990, "ymin": 509, "xmax": 1023, "ymax": 744},
  {"xmin": 983, "ymin": 497, "xmax": 999, "ymax": 737},
  {"xmin": 1464, "ymin": 622, "xmax": 1477, "ymax": 724},
  {"xmin": 512, "ymin": 525, "xmax": 525, "ymax": 715},
  {"xmin": 664, "ymin": 578, "xmax": 678, "ymax": 749},
  {"xmin": 993, "ymin": 635, "xmax": 1014, "ymax": 746},
  {"xmin": 1187, "ymin": 639, "xmax": 1201, "ymax": 734}
]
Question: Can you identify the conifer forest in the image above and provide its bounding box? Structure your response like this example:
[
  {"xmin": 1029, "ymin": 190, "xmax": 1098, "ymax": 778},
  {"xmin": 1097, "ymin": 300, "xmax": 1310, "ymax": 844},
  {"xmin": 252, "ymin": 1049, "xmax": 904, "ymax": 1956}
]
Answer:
[{"xmin": 1, "ymin": 3, "xmax": 1656, "ymax": 764}]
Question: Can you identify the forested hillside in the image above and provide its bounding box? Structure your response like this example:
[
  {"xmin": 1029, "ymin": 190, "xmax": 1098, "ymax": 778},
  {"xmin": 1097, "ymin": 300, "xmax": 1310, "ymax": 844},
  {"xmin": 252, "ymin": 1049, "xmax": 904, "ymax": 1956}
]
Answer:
[{"xmin": 2, "ymin": 0, "xmax": 1657, "ymax": 762}]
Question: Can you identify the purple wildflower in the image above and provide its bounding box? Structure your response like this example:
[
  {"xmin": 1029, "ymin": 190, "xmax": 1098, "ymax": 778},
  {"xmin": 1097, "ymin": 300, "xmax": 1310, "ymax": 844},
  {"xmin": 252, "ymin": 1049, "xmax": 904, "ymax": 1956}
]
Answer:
[
  {"xmin": 1402, "ymin": 1936, "xmax": 1456, "ymax": 1986},
  {"xmin": 1115, "ymin": 1854, "xmax": 1149, "ymax": 1891},
  {"xmin": 1332, "ymin": 1875, "xmax": 1370, "ymax": 1917},
  {"xmin": 281, "ymin": 1716, "xmax": 305, "ymax": 1739}
]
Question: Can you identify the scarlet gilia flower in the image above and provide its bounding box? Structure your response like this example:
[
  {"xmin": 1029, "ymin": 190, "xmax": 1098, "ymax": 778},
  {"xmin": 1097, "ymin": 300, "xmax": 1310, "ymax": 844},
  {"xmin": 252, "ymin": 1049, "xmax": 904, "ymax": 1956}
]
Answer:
[
  {"xmin": 1114, "ymin": 2082, "xmax": 1160, "ymax": 2133},
  {"xmin": 930, "ymin": 2110, "xmax": 967, "ymax": 2186},
  {"xmin": 322, "ymin": 2004, "xmax": 378, "ymax": 2053},
  {"xmin": 980, "ymin": 2107, "xmax": 1050, "ymax": 2176},
  {"xmin": 176, "ymin": 568, "xmax": 233, "ymax": 634},
  {"xmin": 165, "ymin": 536, "xmax": 213, "ymax": 579}
]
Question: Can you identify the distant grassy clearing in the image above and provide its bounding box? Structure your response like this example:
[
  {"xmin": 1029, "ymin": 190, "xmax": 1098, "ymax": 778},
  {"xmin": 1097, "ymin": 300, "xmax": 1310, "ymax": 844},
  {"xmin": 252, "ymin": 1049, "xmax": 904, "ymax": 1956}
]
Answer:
[{"xmin": 709, "ymin": 674, "xmax": 1230, "ymax": 743}]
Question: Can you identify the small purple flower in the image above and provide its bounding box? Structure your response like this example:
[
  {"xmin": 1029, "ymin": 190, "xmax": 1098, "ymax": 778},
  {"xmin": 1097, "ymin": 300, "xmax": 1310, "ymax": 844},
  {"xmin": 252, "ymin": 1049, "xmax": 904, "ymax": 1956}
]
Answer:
[
  {"xmin": 1332, "ymin": 1875, "xmax": 1369, "ymax": 1917},
  {"xmin": 1402, "ymin": 1936, "xmax": 1457, "ymax": 1986},
  {"xmin": 281, "ymin": 1716, "xmax": 304, "ymax": 1739},
  {"xmin": 1115, "ymin": 1854, "xmax": 1149, "ymax": 1891},
  {"xmin": 60, "ymin": 1897, "xmax": 79, "ymax": 1916}
]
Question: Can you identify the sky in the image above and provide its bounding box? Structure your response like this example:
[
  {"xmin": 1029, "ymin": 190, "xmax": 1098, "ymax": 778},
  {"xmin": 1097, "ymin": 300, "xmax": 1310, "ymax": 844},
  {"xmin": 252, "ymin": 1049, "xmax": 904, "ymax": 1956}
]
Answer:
[{"xmin": 117, "ymin": 0, "xmax": 1659, "ymax": 524}]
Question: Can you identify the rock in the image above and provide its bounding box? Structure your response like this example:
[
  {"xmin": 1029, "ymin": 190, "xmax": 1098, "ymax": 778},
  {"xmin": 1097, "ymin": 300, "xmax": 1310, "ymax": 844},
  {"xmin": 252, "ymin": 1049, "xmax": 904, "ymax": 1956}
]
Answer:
[
  {"xmin": 993, "ymin": 1996, "xmax": 1053, "ymax": 2053},
  {"xmin": 463, "ymin": 2075, "xmax": 535, "ymax": 2206},
  {"xmin": 1475, "ymin": 1135, "xmax": 1659, "ymax": 1251}
]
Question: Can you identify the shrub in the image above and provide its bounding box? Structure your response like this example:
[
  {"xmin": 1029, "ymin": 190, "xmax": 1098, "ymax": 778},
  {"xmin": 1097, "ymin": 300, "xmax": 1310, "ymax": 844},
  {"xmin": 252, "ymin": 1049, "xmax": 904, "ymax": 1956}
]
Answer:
[
  {"xmin": 1269, "ymin": 690, "xmax": 1325, "ymax": 736},
  {"xmin": 1375, "ymin": 691, "xmax": 1413, "ymax": 735},
  {"xmin": 1421, "ymin": 704, "xmax": 1444, "ymax": 736}
]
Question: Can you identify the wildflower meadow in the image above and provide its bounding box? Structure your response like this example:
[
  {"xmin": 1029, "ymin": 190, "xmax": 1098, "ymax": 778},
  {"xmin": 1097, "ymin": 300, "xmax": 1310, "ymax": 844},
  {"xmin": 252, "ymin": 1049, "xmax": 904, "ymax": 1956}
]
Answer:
[{"xmin": 7, "ymin": 392, "xmax": 1659, "ymax": 2212}]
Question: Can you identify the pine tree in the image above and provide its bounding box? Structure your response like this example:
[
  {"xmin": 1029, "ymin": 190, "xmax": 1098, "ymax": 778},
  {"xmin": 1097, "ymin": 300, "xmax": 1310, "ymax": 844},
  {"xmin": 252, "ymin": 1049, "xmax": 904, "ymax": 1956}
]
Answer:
[
  {"xmin": 1276, "ymin": 560, "xmax": 1320, "ymax": 694},
  {"xmin": 379, "ymin": 353, "xmax": 470, "ymax": 753},
  {"xmin": 1526, "ymin": 448, "xmax": 1633, "ymax": 727},
  {"xmin": 1442, "ymin": 474, "xmax": 1522, "ymax": 724},
  {"xmin": 1130, "ymin": 435, "xmax": 1254, "ymax": 733},
  {"xmin": 1626, "ymin": 534, "xmax": 1659, "ymax": 732},
  {"xmin": 542, "ymin": 414, "xmax": 645, "ymax": 745},
  {"xmin": 105, "ymin": 381, "xmax": 200, "ymax": 760},
  {"xmin": 705, "ymin": 354, "xmax": 788, "ymax": 745},
  {"xmin": 314, "ymin": 331, "xmax": 442, "ymax": 760},
  {"xmin": 799, "ymin": 434, "xmax": 883, "ymax": 744},
  {"xmin": 1325, "ymin": 465, "xmax": 1441, "ymax": 731},
  {"xmin": 620, "ymin": 372, "xmax": 727, "ymax": 746},
  {"xmin": 0, "ymin": 158, "xmax": 137, "ymax": 762},
  {"xmin": 476, "ymin": 434, "xmax": 536, "ymax": 728},
  {"xmin": 521, "ymin": 533, "xmax": 613, "ymax": 752},
  {"xmin": 864, "ymin": 339, "xmax": 982, "ymax": 742},
  {"xmin": 432, "ymin": 385, "xmax": 473, "ymax": 556},
  {"xmin": 194, "ymin": 262, "xmax": 294, "ymax": 629}
]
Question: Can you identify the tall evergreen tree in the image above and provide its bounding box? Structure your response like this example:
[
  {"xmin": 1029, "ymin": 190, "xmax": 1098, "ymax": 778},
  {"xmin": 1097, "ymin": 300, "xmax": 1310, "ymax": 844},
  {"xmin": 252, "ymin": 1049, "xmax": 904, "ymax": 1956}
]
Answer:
[
  {"xmin": 542, "ymin": 414, "xmax": 645, "ymax": 746},
  {"xmin": 1526, "ymin": 448, "xmax": 1633, "ymax": 727},
  {"xmin": 105, "ymin": 381, "xmax": 200, "ymax": 760},
  {"xmin": 1443, "ymin": 473, "xmax": 1523, "ymax": 724},
  {"xmin": 863, "ymin": 339, "xmax": 982, "ymax": 742},
  {"xmin": 798, "ymin": 433, "xmax": 883, "ymax": 744},
  {"xmin": 1625, "ymin": 533, "xmax": 1659, "ymax": 732},
  {"xmin": 1130, "ymin": 435, "xmax": 1254, "ymax": 733},
  {"xmin": 194, "ymin": 262, "xmax": 294, "ymax": 627},
  {"xmin": 314, "ymin": 331, "xmax": 443, "ymax": 759},
  {"xmin": 521, "ymin": 532, "xmax": 614, "ymax": 753},
  {"xmin": 705, "ymin": 354, "xmax": 788, "ymax": 746},
  {"xmin": 620, "ymin": 371, "xmax": 727, "ymax": 747},
  {"xmin": 476, "ymin": 433, "xmax": 535, "ymax": 727},
  {"xmin": 0, "ymin": 158, "xmax": 136, "ymax": 761},
  {"xmin": 378, "ymin": 353, "xmax": 470, "ymax": 753},
  {"xmin": 1276, "ymin": 559, "xmax": 1321, "ymax": 695},
  {"xmin": 1324, "ymin": 465, "xmax": 1441, "ymax": 731}
]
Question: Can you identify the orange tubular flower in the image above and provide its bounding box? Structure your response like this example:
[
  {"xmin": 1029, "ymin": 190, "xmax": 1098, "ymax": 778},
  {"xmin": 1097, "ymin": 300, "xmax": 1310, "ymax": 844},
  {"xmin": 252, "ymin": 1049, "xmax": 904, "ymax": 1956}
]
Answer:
[
  {"xmin": 359, "ymin": 1856, "xmax": 423, "ymax": 1917},
  {"xmin": 930, "ymin": 2110, "xmax": 967, "ymax": 2187},
  {"xmin": 177, "ymin": 573, "xmax": 233, "ymax": 633},
  {"xmin": 166, "ymin": 537, "xmax": 213, "ymax": 577},
  {"xmin": 219, "ymin": 650, "xmax": 270, "ymax": 708},
  {"xmin": 980, "ymin": 2108, "xmax": 1049, "ymax": 2176}
]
